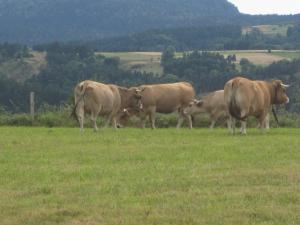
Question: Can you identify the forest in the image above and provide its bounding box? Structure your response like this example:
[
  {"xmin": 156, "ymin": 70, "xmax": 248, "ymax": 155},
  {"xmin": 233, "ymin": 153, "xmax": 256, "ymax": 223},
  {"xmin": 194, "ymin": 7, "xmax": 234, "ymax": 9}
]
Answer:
[
  {"xmin": 86, "ymin": 24, "xmax": 300, "ymax": 51},
  {"xmin": 0, "ymin": 0, "xmax": 299, "ymax": 44}
]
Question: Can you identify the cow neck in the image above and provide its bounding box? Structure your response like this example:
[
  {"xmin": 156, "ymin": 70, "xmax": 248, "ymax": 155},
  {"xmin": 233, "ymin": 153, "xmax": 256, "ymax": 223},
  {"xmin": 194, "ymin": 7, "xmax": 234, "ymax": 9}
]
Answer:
[
  {"xmin": 267, "ymin": 81, "xmax": 277, "ymax": 105},
  {"xmin": 119, "ymin": 88, "xmax": 131, "ymax": 108}
]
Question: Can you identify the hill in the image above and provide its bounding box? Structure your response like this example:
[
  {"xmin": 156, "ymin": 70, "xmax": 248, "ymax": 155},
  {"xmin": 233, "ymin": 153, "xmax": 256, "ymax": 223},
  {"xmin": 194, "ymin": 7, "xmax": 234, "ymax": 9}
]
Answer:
[{"xmin": 0, "ymin": 0, "xmax": 299, "ymax": 44}]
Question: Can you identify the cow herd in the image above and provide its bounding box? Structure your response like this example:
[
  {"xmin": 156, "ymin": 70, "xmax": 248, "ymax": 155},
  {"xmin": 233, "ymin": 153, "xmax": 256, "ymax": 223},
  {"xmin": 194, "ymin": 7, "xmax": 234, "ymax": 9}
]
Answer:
[{"xmin": 72, "ymin": 77, "xmax": 290, "ymax": 134}]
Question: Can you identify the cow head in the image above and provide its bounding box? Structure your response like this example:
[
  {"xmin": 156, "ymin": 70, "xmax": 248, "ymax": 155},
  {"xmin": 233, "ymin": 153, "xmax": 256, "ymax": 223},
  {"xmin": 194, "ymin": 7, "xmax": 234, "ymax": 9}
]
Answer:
[
  {"xmin": 272, "ymin": 80, "xmax": 290, "ymax": 105},
  {"xmin": 117, "ymin": 108, "xmax": 139, "ymax": 126},
  {"xmin": 128, "ymin": 87, "xmax": 145, "ymax": 110},
  {"xmin": 183, "ymin": 99, "xmax": 204, "ymax": 115}
]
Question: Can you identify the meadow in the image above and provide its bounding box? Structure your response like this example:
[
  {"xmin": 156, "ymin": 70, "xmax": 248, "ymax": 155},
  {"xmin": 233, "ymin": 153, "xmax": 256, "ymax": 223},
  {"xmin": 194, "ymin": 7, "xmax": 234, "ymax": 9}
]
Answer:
[{"xmin": 0, "ymin": 127, "xmax": 299, "ymax": 225}]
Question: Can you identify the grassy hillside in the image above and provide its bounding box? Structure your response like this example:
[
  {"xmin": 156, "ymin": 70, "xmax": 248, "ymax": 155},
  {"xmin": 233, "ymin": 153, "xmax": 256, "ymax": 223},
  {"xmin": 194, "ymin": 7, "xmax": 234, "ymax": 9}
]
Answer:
[
  {"xmin": 0, "ymin": 127, "xmax": 299, "ymax": 225},
  {"xmin": 0, "ymin": 51, "xmax": 46, "ymax": 82}
]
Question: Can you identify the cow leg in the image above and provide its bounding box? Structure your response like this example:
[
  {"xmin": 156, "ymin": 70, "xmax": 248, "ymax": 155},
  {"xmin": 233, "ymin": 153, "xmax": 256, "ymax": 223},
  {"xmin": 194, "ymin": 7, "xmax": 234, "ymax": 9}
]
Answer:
[
  {"xmin": 226, "ymin": 118, "xmax": 231, "ymax": 131},
  {"xmin": 186, "ymin": 115, "xmax": 193, "ymax": 129},
  {"xmin": 240, "ymin": 120, "xmax": 247, "ymax": 135},
  {"xmin": 90, "ymin": 112, "xmax": 98, "ymax": 132},
  {"xmin": 209, "ymin": 120, "xmax": 216, "ymax": 130},
  {"xmin": 149, "ymin": 112, "xmax": 156, "ymax": 129},
  {"xmin": 112, "ymin": 117, "xmax": 118, "ymax": 129},
  {"xmin": 259, "ymin": 113, "xmax": 269, "ymax": 133},
  {"xmin": 176, "ymin": 109, "xmax": 185, "ymax": 129},
  {"xmin": 140, "ymin": 116, "xmax": 146, "ymax": 128},
  {"xmin": 229, "ymin": 116, "xmax": 236, "ymax": 134},
  {"xmin": 264, "ymin": 113, "xmax": 270, "ymax": 130},
  {"xmin": 76, "ymin": 105, "xmax": 85, "ymax": 132},
  {"xmin": 176, "ymin": 116, "xmax": 184, "ymax": 129},
  {"xmin": 104, "ymin": 114, "xmax": 113, "ymax": 128}
]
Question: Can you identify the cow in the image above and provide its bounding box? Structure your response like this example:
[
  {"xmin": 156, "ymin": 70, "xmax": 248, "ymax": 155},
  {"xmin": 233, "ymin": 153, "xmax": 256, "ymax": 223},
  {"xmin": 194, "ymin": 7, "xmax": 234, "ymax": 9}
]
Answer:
[
  {"xmin": 72, "ymin": 80, "xmax": 143, "ymax": 132},
  {"xmin": 183, "ymin": 90, "xmax": 231, "ymax": 129},
  {"xmin": 224, "ymin": 76, "xmax": 289, "ymax": 134},
  {"xmin": 118, "ymin": 82, "xmax": 196, "ymax": 129}
]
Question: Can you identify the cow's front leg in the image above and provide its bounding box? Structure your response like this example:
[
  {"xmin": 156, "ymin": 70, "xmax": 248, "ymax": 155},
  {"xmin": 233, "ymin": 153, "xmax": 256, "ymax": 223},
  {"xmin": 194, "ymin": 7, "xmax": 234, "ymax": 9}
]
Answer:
[
  {"xmin": 91, "ymin": 112, "xmax": 98, "ymax": 132},
  {"xmin": 104, "ymin": 114, "xmax": 113, "ymax": 128},
  {"xmin": 149, "ymin": 113, "xmax": 156, "ymax": 129}
]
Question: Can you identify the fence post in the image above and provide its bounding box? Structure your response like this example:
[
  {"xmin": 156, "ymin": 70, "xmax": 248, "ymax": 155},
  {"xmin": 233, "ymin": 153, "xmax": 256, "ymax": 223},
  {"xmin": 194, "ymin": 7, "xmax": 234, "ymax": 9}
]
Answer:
[{"xmin": 30, "ymin": 92, "xmax": 35, "ymax": 120}]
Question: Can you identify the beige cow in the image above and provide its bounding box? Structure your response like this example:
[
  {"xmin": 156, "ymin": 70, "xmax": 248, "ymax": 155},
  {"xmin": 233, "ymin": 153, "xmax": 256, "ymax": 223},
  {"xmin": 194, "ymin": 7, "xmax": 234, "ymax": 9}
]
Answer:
[
  {"xmin": 72, "ymin": 80, "xmax": 142, "ymax": 131},
  {"xmin": 118, "ymin": 82, "xmax": 196, "ymax": 128},
  {"xmin": 183, "ymin": 90, "xmax": 231, "ymax": 129},
  {"xmin": 224, "ymin": 76, "xmax": 289, "ymax": 134}
]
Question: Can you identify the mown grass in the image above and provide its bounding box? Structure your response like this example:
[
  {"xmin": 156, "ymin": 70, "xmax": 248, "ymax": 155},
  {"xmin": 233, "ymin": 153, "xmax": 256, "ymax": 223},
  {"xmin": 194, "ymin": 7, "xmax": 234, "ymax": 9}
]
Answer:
[{"xmin": 1, "ymin": 127, "xmax": 299, "ymax": 225}]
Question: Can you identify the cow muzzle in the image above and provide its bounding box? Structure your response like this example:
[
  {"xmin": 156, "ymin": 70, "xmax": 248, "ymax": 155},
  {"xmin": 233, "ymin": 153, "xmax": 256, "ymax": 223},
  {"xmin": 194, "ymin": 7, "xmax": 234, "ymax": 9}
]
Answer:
[
  {"xmin": 138, "ymin": 99, "xmax": 143, "ymax": 110},
  {"xmin": 286, "ymin": 97, "xmax": 289, "ymax": 104}
]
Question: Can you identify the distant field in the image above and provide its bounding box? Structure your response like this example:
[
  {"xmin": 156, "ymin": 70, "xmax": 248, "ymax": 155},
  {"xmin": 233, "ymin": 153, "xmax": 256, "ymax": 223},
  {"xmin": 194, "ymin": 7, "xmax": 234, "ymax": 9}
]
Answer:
[
  {"xmin": 100, "ymin": 52, "xmax": 163, "ymax": 75},
  {"xmin": 0, "ymin": 127, "xmax": 299, "ymax": 225},
  {"xmin": 99, "ymin": 50, "xmax": 300, "ymax": 74},
  {"xmin": 242, "ymin": 24, "xmax": 291, "ymax": 36},
  {"xmin": 0, "ymin": 51, "xmax": 46, "ymax": 82}
]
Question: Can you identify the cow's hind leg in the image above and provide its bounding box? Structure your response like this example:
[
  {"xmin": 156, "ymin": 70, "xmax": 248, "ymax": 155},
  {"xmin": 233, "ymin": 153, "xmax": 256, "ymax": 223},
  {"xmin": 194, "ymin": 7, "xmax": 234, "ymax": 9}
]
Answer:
[
  {"xmin": 240, "ymin": 120, "xmax": 247, "ymax": 135},
  {"xmin": 209, "ymin": 120, "xmax": 216, "ymax": 130},
  {"xmin": 226, "ymin": 118, "xmax": 231, "ymax": 131},
  {"xmin": 229, "ymin": 116, "xmax": 236, "ymax": 134},
  {"xmin": 90, "ymin": 111, "xmax": 99, "ymax": 132},
  {"xmin": 76, "ymin": 104, "xmax": 85, "ymax": 133}
]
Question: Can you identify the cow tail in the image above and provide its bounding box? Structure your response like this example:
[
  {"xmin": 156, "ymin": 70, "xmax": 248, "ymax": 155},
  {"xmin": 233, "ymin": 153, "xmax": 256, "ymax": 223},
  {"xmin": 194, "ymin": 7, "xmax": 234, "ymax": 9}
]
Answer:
[
  {"xmin": 71, "ymin": 83, "xmax": 88, "ymax": 123},
  {"xmin": 228, "ymin": 80, "xmax": 247, "ymax": 121}
]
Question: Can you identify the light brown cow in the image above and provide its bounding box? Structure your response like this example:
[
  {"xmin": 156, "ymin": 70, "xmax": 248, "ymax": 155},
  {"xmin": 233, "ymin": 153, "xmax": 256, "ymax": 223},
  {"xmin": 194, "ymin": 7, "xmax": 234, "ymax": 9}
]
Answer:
[
  {"xmin": 72, "ymin": 80, "xmax": 142, "ymax": 131},
  {"xmin": 119, "ymin": 82, "xmax": 196, "ymax": 129},
  {"xmin": 224, "ymin": 76, "xmax": 289, "ymax": 134},
  {"xmin": 183, "ymin": 90, "xmax": 231, "ymax": 129}
]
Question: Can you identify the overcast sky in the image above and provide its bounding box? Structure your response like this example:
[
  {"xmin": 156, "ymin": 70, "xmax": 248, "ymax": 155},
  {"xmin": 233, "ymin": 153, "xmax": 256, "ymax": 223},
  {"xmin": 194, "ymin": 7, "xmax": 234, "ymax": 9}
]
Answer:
[{"xmin": 228, "ymin": 0, "xmax": 300, "ymax": 15}]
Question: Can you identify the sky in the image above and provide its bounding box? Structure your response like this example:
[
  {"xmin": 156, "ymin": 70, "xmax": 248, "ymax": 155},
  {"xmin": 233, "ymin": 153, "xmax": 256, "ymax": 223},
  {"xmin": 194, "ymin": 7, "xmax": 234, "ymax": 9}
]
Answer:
[{"xmin": 228, "ymin": 0, "xmax": 300, "ymax": 15}]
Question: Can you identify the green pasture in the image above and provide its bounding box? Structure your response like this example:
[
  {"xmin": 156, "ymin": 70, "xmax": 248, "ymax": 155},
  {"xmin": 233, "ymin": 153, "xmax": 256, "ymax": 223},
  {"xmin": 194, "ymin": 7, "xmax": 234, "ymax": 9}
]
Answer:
[{"xmin": 0, "ymin": 127, "xmax": 299, "ymax": 225}]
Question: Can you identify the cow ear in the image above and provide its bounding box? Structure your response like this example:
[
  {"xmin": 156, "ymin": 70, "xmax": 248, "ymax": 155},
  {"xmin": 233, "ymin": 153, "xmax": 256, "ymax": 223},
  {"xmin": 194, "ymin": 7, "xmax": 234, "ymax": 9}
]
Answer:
[
  {"xmin": 273, "ymin": 80, "xmax": 281, "ymax": 89},
  {"xmin": 196, "ymin": 100, "xmax": 203, "ymax": 107}
]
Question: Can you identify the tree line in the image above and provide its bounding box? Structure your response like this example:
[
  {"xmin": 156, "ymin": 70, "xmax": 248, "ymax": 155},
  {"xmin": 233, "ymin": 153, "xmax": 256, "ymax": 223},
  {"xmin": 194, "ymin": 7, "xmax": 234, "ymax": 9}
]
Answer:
[{"xmin": 84, "ymin": 24, "xmax": 300, "ymax": 51}]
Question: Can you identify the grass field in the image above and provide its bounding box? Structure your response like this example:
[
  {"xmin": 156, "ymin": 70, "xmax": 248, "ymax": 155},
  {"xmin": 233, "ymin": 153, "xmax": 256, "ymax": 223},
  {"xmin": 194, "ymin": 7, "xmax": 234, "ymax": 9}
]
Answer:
[{"xmin": 0, "ymin": 127, "xmax": 299, "ymax": 225}]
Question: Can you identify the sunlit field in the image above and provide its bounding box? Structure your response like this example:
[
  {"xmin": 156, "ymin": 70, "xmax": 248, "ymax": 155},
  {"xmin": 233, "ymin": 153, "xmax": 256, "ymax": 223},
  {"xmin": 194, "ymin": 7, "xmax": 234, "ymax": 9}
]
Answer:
[{"xmin": 0, "ymin": 127, "xmax": 299, "ymax": 225}]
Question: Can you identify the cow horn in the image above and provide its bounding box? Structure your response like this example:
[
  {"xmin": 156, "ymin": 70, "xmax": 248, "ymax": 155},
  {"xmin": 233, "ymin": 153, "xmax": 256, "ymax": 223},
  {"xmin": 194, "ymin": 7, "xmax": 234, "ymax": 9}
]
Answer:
[{"xmin": 281, "ymin": 84, "xmax": 290, "ymax": 88}]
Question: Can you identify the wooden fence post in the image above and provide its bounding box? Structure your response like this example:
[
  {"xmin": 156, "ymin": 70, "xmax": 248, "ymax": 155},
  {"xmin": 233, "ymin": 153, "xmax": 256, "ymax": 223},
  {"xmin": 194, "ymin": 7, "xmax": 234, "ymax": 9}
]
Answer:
[{"xmin": 30, "ymin": 92, "xmax": 35, "ymax": 120}]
